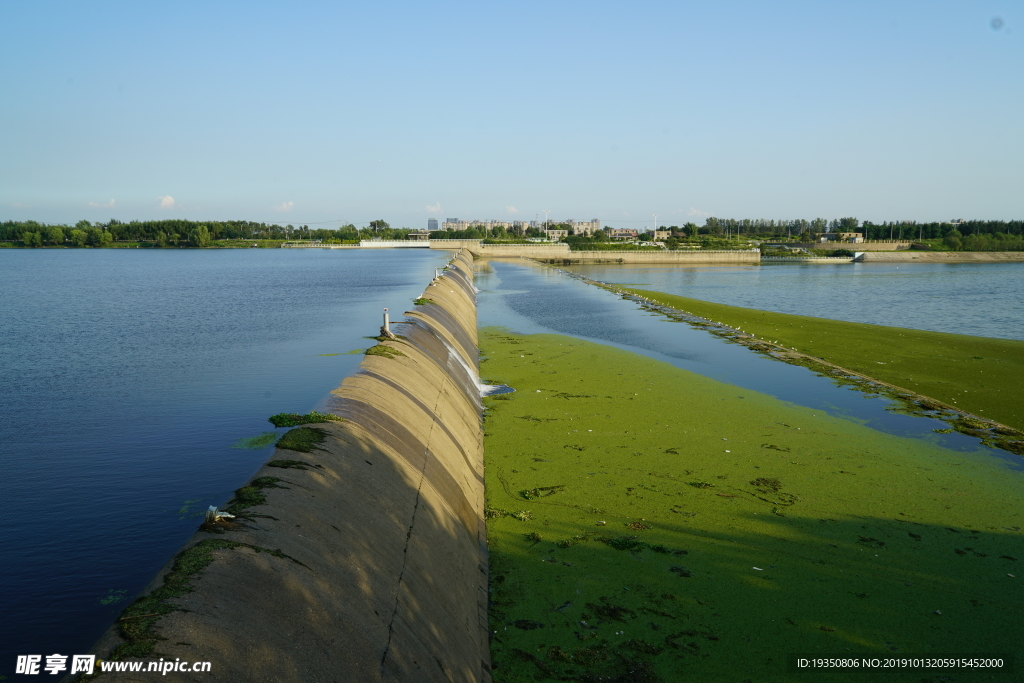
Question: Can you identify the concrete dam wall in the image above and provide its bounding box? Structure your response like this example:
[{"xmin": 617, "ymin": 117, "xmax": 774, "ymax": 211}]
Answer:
[{"xmin": 85, "ymin": 251, "xmax": 490, "ymax": 683}]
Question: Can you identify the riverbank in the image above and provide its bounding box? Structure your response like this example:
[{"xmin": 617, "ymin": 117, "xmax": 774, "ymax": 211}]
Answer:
[
  {"xmin": 618, "ymin": 288, "xmax": 1024, "ymax": 439},
  {"xmin": 859, "ymin": 251, "xmax": 1024, "ymax": 262},
  {"xmin": 481, "ymin": 328, "xmax": 1024, "ymax": 682}
]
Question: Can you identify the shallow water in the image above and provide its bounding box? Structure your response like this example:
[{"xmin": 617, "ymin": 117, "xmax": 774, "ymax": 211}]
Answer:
[
  {"xmin": 476, "ymin": 261, "xmax": 1016, "ymax": 465},
  {"xmin": 559, "ymin": 261, "xmax": 1024, "ymax": 341},
  {"xmin": 0, "ymin": 248, "xmax": 449, "ymax": 675}
]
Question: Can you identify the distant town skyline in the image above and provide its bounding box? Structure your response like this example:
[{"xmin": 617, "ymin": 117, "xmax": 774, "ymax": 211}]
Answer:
[{"xmin": 2, "ymin": 2, "xmax": 1020, "ymax": 227}]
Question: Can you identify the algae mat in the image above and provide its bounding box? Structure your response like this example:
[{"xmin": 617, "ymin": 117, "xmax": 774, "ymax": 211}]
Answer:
[
  {"xmin": 480, "ymin": 328, "xmax": 1024, "ymax": 682},
  {"xmin": 623, "ymin": 287, "xmax": 1024, "ymax": 433}
]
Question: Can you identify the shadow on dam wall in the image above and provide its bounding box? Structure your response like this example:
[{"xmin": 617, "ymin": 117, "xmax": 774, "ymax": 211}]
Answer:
[{"xmin": 80, "ymin": 251, "xmax": 491, "ymax": 683}]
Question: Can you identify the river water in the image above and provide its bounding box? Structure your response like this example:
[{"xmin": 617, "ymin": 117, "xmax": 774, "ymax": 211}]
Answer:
[
  {"xmin": 0, "ymin": 248, "xmax": 449, "ymax": 676},
  {"xmin": 560, "ymin": 261, "xmax": 1024, "ymax": 341},
  {"xmin": 2, "ymin": 251, "xmax": 1020, "ymax": 677}
]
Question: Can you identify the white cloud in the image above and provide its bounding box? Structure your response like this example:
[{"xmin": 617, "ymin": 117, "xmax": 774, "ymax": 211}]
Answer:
[
  {"xmin": 272, "ymin": 201, "xmax": 294, "ymax": 212},
  {"xmin": 687, "ymin": 207, "xmax": 711, "ymax": 217},
  {"xmin": 425, "ymin": 202, "xmax": 443, "ymax": 214},
  {"xmin": 88, "ymin": 199, "xmax": 116, "ymax": 208},
  {"xmin": 157, "ymin": 195, "xmax": 176, "ymax": 209},
  {"xmin": 506, "ymin": 206, "xmax": 519, "ymax": 214}
]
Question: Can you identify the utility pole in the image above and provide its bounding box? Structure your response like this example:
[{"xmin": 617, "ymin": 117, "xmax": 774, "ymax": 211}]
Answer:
[{"xmin": 543, "ymin": 210, "xmax": 550, "ymax": 229}]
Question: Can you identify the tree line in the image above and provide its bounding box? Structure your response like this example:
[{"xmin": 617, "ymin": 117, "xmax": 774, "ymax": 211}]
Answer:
[
  {"xmin": 2, "ymin": 219, "xmax": 416, "ymax": 247},
  {"xmin": 698, "ymin": 217, "xmax": 1023, "ymax": 241}
]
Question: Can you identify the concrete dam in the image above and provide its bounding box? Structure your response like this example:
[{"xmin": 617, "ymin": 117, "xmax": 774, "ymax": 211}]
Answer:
[{"xmin": 85, "ymin": 251, "xmax": 490, "ymax": 682}]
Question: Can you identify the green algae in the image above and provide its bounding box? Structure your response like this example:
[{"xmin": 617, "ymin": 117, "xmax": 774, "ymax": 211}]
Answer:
[
  {"xmin": 622, "ymin": 287, "xmax": 1024, "ymax": 434},
  {"xmin": 366, "ymin": 343, "xmax": 405, "ymax": 359},
  {"xmin": 481, "ymin": 328, "xmax": 1024, "ymax": 682},
  {"xmin": 109, "ymin": 539, "xmax": 306, "ymax": 661},
  {"xmin": 275, "ymin": 426, "xmax": 328, "ymax": 453},
  {"xmin": 267, "ymin": 411, "xmax": 344, "ymax": 427},
  {"xmin": 232, "ymin": 432, "xmax": 279, "ymax": 449},
  {"xmin": 223, "ymin": 476, "xmax": 287, "ymax": 516}
]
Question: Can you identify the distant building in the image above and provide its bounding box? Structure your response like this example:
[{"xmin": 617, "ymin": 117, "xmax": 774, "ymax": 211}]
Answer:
[
  {"xmin": 609, "ymin": 228, "xmax": 638, "ymax": 240},
  {"xmin": 568, "ymin": 219, "xmax": 601, "ymax": 236},
  {"xmin": 817, "ymin": 232, "xmax": 863, "ymax": 243},
  {"xmin": 545, "ymin": 229, "xmax": 568, "ymax": 240},
  {"xmin": 427, "ymin": 218, "xmax": 438, "ymax": 231}
]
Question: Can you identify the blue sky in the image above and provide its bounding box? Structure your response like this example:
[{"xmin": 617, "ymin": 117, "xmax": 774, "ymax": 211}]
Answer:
[{"xmin": 2, "ymin": 1, "xmax": 1020, "ymax": 229}]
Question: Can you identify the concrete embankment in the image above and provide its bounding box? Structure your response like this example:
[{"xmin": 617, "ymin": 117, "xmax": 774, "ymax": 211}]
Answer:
[
  {"xmin": 84, "ymin": 251, "xmax": 490, "ymax": 683},
  {"xmin": 533, "ymin": 249, "xmax": 760, "ymax": 264},
  {"xmin": 858, "ymin": 250, "xmax": 1024, "ymax": 263},
  {"xmin": 430, "ymin": 240, "xmax": 760, "ymax": 263}
]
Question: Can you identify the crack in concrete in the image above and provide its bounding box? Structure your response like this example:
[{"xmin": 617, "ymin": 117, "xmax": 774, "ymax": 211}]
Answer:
[{"xmin": 379, "ymin": 378, "xmax": 450, "ymax": 677}]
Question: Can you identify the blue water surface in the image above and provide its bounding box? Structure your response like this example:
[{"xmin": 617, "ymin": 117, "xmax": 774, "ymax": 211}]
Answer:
[
  {"xmin": 560, "ymin": 261, "xmax": 1024, "ymax": 340},
  {"xmin": 0, "ymin": 248, "xmax": 448, "ymax": 675}
]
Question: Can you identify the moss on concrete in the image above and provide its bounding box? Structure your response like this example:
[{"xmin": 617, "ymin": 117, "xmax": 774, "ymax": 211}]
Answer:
[
  {"xmin": 267, "ymin": 411, "xmax": 344, "ymax": 427},
  {"xmin": 223, "ymin": 476, "xmax": 287, "ymax": 516},
  {"xmin": 275, "ymin": 426, "xmax": 328, "ymax": 453},
  {"xmin": 365, "ymin": 343, "xmax": 406, "ymax": 359},
  {"xmin": 267, "ymin": 458, "xmax": 322, "ymax": 470},
  {"xmin": 111, "ymin": 539, "xmax": 305, "ymax": 661},
  {"xmin": 481, "ymin": 328, "xmax": 1024, "ymax": 682}
]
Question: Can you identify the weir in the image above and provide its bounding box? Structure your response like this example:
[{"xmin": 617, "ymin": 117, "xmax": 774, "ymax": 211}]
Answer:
[{"xmin": 84, "ymin": 251, "xmax": 490, "ymax": 682}]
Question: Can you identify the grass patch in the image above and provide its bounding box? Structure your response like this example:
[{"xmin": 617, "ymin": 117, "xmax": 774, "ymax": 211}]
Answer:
[
  {"xmin": 623, "ymin": 287, "xmax": 1024, "ymax": 432},
  {"xmin": 413, "ymin": 297, "xmax": 435, "ymax": 305},
  {"xmin": 267, "ymin": 410, "xmax": 343, "ymax": 427},
  {"xmin": 275, "ymin": 427, "xmax": 328, "ymax": 453},
  {"xmin": 481, "ymin": 328, "xmax": 1024, "ymax": 682},
  {"xmin": 231, "ymin": 432, "xmax": 279, "ymax": 449}
]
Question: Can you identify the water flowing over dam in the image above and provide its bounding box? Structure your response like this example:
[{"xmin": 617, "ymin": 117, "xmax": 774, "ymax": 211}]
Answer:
[{"xmin": 85, "ymin": 251, "xmax": 490, "ymax": 682}]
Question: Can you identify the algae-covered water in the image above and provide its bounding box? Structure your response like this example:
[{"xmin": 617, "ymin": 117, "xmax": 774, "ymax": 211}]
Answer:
[
  {"xmin": 481, "ymin": 330, "xmax": 1023, "ymax": 682},
  {"xmin": 478, "ymin": 261, "xmax": 1024, "ymax": 682}
]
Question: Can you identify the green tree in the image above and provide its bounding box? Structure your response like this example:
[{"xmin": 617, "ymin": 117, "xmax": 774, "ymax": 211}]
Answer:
[
  {"xmin": 190, "ymin": 225, "xmax": 211, "ymax": 247},
  {"xmin": 21, "ymin": 231, "xmax": 41, "ymax": 246},
  {"xmin": 47, "ymin": 227, "xmax": 65, "ymax": 245},
  {"xmin": 943, "ymin": 229, "xmax": 963, "ymax": 251},
  {"xmin": 70, "ymin": 229, "xmax": 87, "ymax": 246},
  {"xmin": 369, "ymin": 219, "xmax": 389, "ymax": 231},
  {"xmin": 155, "ymin": 231, "xmax": 168, "ymax": 247}
]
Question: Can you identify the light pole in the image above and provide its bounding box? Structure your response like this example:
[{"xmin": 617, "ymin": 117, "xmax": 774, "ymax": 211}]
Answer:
[
  {"xmin": 544, "ymin": 209, "xmax": 550, "ymax": 229},
  {"xmin": 653, "ymin": 214, "xmax": 659, "ymax": 240}
]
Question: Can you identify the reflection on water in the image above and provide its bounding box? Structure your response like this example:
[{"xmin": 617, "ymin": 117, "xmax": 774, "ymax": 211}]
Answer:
[
  {"xmin": 477, "ymin": 260, "xmax": 1017, "ymax": 466},
  {"xmin": 559, "ymin": 261, "xmax": 1024, "ymax": 341}
]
